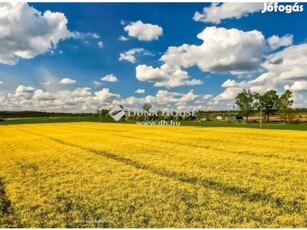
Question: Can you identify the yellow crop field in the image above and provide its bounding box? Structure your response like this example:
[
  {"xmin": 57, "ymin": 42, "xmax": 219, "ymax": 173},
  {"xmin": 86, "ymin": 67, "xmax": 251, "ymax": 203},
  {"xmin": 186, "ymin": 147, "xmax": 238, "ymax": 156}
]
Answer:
[{"xmin": 0, "ymin": 122, "xmax": 306, "ymax": 227}]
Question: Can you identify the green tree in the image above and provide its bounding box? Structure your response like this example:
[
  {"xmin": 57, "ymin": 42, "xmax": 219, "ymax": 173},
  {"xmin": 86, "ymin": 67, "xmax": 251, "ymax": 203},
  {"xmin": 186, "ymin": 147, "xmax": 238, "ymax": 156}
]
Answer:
[
  {"xmin": 260, "ymin": 90, "xmax": 279, "ymax": 122},
  {"xmin": 235, "ymin": 89, "xmax": 255, "ymax": 122},
  {"xmin": 195, "ymin": 110, "xmax": 203, "ymax": 121},
  {"xmin": 278, "ymin": 90, "xmax": 293, "ymax": 123},
  {"xmin": 142, "ymin": 103, "xmax": 152, "ymax": 121}
]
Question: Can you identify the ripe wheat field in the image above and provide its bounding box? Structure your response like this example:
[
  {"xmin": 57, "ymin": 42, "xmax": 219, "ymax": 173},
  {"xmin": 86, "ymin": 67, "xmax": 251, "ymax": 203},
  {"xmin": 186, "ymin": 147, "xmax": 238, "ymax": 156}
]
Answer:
[{"xmin": 0, "ymin": 122, "xmax": 306, "ymax": 227}]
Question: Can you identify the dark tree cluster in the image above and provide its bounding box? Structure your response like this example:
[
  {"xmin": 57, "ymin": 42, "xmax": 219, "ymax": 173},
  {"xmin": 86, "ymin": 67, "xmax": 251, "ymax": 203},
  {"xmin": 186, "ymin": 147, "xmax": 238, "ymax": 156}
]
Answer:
[{"xmin": 235, "ymin": 89, "xmax": 293, "ymax": 122}]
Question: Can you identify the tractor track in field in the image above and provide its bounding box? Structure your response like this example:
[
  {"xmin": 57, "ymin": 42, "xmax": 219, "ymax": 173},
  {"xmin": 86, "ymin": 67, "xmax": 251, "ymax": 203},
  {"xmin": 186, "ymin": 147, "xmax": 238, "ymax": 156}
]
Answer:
[
  {"xmin": 108, "ymin": 133, "xmax": 307, "ymax": 164},
  {"xmin": 13, "ymin": 127, "xmax": 305, "ymax": 215},
  {"xmin": 41, "ymin": 125, "xmax": 307, "ymax": 164},
  {"xmin": 0, "ymin": 179, "xmax": 18, "ymax": 228}
]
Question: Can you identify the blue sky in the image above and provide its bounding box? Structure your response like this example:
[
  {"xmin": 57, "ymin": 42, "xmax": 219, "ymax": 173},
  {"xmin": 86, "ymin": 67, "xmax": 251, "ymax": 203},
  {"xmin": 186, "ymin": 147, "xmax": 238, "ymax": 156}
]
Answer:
[{"xmin": 0, "ymin": 2, "xmax": 307, "ymax": 112}]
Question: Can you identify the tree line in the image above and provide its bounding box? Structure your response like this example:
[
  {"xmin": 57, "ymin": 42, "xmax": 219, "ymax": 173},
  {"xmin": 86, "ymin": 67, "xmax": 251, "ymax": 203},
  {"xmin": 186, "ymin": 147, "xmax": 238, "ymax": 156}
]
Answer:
[
  {"xmin": 235, "ymin": 89, "xmax": 293, "ymax": 122},
  {"xmin": 0, "ymin": 111, "xmax": 94, "ymax": 118}
]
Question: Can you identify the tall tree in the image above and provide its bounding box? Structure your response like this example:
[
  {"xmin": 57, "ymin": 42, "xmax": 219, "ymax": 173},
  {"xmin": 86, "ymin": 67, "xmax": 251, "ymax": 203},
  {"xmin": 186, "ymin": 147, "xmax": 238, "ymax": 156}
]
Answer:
[
  {"xmin": 278, "ymin": 90, "xmax": 293, "ymax": 123},
  {"xmin": 260, "ymin": 90, "xmax": 279, "ymax": 122},
  {"xmin": 235, "ymin": 89, "xmax": 255, "ymax": 122}
]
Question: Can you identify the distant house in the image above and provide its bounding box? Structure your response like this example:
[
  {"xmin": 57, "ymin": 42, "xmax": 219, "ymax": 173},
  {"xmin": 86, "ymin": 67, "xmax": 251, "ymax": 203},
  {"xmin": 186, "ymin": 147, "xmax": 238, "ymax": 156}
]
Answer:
[{"xmin": 216, "ymin": 115, "xmax": 224, "ymax": 121}]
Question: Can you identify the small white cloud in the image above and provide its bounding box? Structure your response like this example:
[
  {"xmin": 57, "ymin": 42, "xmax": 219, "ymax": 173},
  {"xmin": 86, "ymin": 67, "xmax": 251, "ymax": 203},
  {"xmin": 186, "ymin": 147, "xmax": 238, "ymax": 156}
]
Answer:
[
  {"xmin": 0, "ymin": 81, "xmax": 3, "ymax": 84},
  {"xmin": 16, "ymin": 85, "xmax": 35, "ymax": 94},
  {"xmin": 124, "ymin": 20, "xmax": 163, "ymax": 41},
  {"xmin": 73, "ymin": 32, "xmax": 100, "ymax": 40},
  {"xmin": 92, "ymin": 81, "xmax": 102, "ymax": 86},
  {"xmin": 119, "ymin": 35, "xmax": 129, "ymax": 41},
  {"xmin": 135, "ymin": 89, "xmax": 145, "ymax": 94},
  {"xmin": 120, "ymin": 20, "xmax": 126, "ymax": 26},
  {"xmin": 101, "ymin": 74, "xmax": 118, "ymax": 82},
  {"xmin": 97, "ymin": 41, "xmax": 104, "ymax": 48},
  {"xmin": 193, "ymin": 3, "xmax": 263, "ymax": 24},
  {"xmin": 91, "ymin": 33, "xmax": 100, "ymax": 39},
  {"xmin": 267, "ymin": 34, "xmax": 293, "ymax": 50},
  {"xmin": 59, "ymin": 78, "xmax": 76, "ymax": 85},
  {"xmin": 119, "ymin": 48, "xmax": 150, "ymax": 63}
]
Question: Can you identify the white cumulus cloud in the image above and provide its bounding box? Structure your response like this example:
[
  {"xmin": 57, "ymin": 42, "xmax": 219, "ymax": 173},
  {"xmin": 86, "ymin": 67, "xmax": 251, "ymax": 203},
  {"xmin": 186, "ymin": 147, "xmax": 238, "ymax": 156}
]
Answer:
[
  {"xmin": 161, "ymin": 27, "xmax": 266, "ymax": 73},
  {"xmin": 136, "ymin": 64, "xmax": 202, "ymax": 88},
  {"xmin": 0, "ymin": 3, "xmax": 100, "ymax": 65},
  {"xmin": 119, "ymin": 48, "xmax": 152, "ymax": 63},
  {"xmin": 267, "ymin": 34, "xmax": 293, "ymax": 51},
  {"xmin": 101, "ymin": 74, "xmax": 118, "ymax": 82},
  {"xmin": 59, "ymin": 78, "xmax": 76, "ymax": 85},
  {"xmin": 33, "ymin": 89, "xmax": 56, "ymax": 101},
  {"xmin": 135, "ymin": 89, "xmax": 145, "ymax": 94},
  {"xmin": 15, "ymin": 85, "xmax": 35, "ymax": 99},
  {"xmin": 0, "ymin": 3, "xmax": 73, "ymax": 65},
  {"xmin": 95, "ymin": 88, "xmax": 120, "ymax": 101},
  {"xmin": 193, "ymin": 3, "xmax": 263, "ymax": 24},
  {"xmin": 124, "ymin": 20, "xmax": 163, "ymax": 41},
  {"xmin": 214, "ymin": 44, "xmax": 307, "ymax": 102}
]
